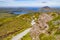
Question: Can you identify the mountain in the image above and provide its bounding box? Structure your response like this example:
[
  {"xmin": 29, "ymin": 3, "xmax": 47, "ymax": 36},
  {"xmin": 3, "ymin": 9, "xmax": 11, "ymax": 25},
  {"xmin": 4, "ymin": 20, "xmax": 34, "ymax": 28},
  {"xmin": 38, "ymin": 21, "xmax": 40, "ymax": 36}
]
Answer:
[
  {"xmin": 42, "ymin": 6, "xmax": 51, "ymax": 9},
  {"xmin": 0, "ymin": 7, "xmax": 39, "ymax": 13},
  {"xmin": 0, "ymin": 7, "xmax": 60, "ymax": 40},
  {"xmin": 21, "ymin": 12, "xmax": 60, "ymax": 40},
  {"xmin": 39, "ymin": 6, "xmax": 56, "ymax": 12}
]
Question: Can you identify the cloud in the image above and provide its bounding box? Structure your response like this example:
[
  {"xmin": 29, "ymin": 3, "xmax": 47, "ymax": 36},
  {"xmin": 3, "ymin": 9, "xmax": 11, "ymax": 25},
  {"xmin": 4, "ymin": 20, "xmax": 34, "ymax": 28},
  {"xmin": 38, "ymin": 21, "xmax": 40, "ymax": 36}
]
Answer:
[
  {"xmin": 14, "ymin": 0, "xmax": 36, "ymax": 1},
  {"xmin": 0, "ymin": 0, "xmax": 60, "ymax": 7},
  {"xmin": 0, "ymin": 0, "xmax": 13, "ymax": 2}
]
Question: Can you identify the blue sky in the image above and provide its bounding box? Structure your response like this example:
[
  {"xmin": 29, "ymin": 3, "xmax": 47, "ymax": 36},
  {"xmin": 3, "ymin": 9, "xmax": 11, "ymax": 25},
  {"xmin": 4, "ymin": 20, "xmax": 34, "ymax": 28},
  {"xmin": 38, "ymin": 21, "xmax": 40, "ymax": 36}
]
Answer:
[{"xmin": 0, "ymin": 0, "xmax": 60, "ymax": 7}]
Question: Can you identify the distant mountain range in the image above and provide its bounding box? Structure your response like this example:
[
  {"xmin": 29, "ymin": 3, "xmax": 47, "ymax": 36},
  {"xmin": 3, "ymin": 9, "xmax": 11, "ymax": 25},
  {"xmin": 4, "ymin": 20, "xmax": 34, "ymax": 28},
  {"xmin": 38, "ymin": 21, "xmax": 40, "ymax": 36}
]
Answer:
[
  {"xmin": 0, "ymin": 7, "xmax": 40, "ymax": 13},
  {"xmin": 0, "ymin": 6, "xmax": 60, "ymax": 13}
]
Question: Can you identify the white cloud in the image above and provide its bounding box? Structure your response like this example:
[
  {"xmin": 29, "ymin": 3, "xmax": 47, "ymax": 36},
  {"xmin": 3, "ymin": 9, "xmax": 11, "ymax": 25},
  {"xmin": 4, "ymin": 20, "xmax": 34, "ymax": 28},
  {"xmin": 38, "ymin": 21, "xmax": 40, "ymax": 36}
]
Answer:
[
  {"xmin": 0, "ymin": 0, "xmax": 60, "ymax": 7},
  {"xmin": 0, "ymin": 0, "xmax": 13, "ymax": 1}
]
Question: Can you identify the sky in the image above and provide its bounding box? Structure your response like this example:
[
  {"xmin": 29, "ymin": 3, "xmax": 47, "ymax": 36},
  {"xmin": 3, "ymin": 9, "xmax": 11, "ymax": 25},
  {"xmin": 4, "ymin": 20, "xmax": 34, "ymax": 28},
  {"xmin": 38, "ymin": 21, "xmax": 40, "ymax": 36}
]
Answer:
[{"xmin": 0, "ymin": 0, "xmax": 60, "ymax": 7}]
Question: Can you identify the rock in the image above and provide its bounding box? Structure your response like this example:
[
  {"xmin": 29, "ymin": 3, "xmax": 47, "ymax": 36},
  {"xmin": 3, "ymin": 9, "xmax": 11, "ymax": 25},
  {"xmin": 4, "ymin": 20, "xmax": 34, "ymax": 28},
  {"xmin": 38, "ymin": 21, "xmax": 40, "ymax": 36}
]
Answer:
[{"xmin": 30, "ymin": 13, "xmax": 53, "ymax": 40}]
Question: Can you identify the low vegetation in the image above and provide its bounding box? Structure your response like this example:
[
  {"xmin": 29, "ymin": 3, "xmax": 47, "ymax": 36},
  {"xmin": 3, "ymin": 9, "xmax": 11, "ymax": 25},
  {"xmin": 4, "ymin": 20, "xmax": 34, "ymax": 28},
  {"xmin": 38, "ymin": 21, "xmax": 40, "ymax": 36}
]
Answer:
[
  {"xmin": 0, "ymin": 12, "xmax": 40, "ymax": 40},
  {"xmin": 21, "ymin": 12, "xmax": 60, "ymax": 40},
  {"xmin": 0, "ymin": 12, "xmax": 60, "ymax": 40}
]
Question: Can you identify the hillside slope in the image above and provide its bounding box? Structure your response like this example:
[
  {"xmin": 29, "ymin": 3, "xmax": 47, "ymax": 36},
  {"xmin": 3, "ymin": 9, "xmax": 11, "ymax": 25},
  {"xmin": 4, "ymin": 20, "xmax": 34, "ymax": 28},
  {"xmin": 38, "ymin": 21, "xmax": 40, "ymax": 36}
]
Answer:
[
  {"xmin": 0, "ymin": 12, "xmax": 40, "ymax": 40},
  {"xmin": 21, "ymin": 12, "xmax": 60, "ymax": 40}
]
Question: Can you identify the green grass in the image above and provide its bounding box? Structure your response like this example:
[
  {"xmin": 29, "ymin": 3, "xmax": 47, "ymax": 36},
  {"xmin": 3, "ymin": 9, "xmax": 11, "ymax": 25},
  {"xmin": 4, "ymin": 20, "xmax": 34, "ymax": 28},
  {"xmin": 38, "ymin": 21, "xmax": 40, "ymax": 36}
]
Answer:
[{"xmin": 21, "ymin": 33, "xmax": 32, "ymax": 40}]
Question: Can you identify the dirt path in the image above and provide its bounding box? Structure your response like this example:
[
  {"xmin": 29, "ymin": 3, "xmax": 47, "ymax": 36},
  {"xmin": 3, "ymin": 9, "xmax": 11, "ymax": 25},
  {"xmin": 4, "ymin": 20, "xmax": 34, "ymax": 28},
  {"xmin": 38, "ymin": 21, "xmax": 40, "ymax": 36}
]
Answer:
[
  {"xmin": 11, "ymin": 19, "xmax": 36, "ymax": 40},
  {"xmin": 11, "ymin": 28, "xmax": 31, "ymax": 40}
]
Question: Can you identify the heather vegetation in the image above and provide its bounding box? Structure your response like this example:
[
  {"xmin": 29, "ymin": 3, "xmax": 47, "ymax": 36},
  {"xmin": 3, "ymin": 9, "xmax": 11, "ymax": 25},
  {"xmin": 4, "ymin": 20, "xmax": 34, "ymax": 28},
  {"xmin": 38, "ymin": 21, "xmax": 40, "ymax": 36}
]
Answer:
[
  {"xmin": 0, "ymin": 12, "xmax": 40, "ymax": 40},
  {"xmin": 21, "ymin": 12, "xmax": 60, "ymax": 40},
  {"xmin": 0, "ymin": 10, "xmax": 60, "ymax": 40}
]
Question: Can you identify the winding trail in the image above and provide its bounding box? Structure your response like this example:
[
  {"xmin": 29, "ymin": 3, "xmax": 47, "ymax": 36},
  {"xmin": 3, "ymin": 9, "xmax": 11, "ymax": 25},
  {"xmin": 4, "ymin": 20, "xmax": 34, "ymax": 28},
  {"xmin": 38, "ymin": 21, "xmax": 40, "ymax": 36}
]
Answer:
[
  {"xmin": 11, "ymin": 28, "xmax": 32, "ymax": 40},
  {"xmin": 11, "ymin": 20, "xmax": 35, "ymax": 40}
]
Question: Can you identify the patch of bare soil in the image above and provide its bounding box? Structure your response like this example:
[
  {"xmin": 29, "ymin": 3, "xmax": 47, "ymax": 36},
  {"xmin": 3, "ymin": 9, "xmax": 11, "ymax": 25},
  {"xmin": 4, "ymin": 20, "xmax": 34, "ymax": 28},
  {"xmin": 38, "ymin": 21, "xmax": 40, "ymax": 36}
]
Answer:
[{"xmin": 30, "ymin": 13, "xmax": 53, "ymax": 40}]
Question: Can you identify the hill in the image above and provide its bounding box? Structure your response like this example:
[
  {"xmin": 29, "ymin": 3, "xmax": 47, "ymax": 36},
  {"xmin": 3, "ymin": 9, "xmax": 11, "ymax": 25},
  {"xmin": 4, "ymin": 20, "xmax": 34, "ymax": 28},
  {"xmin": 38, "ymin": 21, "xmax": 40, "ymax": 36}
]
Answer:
[
  {"xmin": 21, "ymin": 12, "xmax": 60, "ymax": 40},
  {"xmin": 0, "ymin": 13, "xmax": 17, "ymax": 18},
  {"xmin": 0, "ymin": 11, "xmax": 60, "ymax": 40},
  {"xmin": 39, "ymin": 6, "xmax": 60, "ymax": 13},
  {"xmin": 0, "ymin": 12, "xmax": 40, "ymax": 40}
]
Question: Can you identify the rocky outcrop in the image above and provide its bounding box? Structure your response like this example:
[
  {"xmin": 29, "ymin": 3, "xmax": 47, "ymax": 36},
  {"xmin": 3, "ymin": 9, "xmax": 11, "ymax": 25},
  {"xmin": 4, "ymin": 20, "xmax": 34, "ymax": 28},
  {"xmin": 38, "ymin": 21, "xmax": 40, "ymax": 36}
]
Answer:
[{"xmin": 30, "ymin": 13, "xmax": 53, "ymax": 40}]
